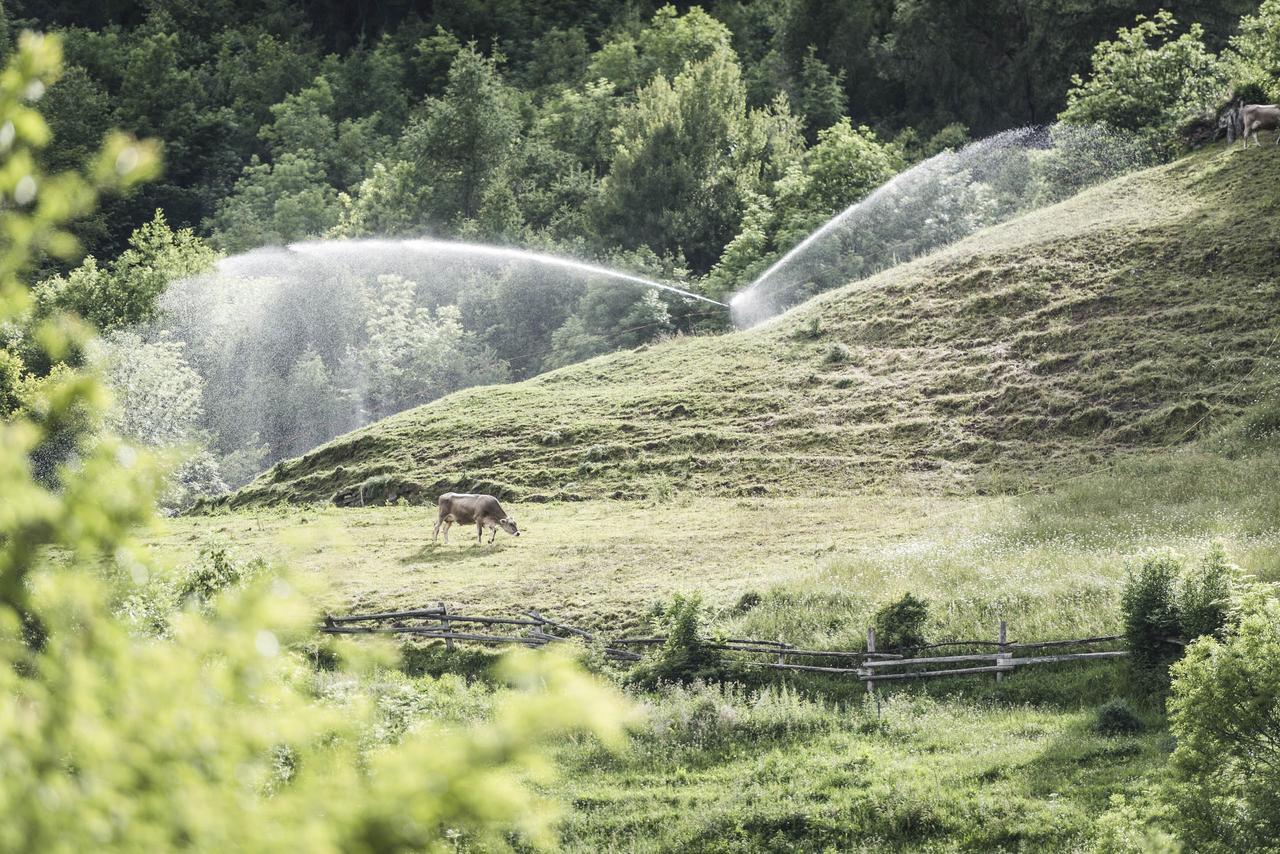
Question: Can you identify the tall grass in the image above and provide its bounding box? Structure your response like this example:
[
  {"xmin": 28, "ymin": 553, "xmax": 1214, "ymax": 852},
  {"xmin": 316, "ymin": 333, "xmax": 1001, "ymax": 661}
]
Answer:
[{"xmin": 725, "ymin": 400, "xmax": 1280, "ymax": 651}]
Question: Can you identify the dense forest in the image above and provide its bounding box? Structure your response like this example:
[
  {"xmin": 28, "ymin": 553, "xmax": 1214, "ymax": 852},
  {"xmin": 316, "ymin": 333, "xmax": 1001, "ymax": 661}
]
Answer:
[
  {"xmin": 14, "ymin": 0, "xmax": 1259, "ymax": 264},
  {"xmin": 4, "ymin": 0, "xmax": 1279, "ymax": 499}
]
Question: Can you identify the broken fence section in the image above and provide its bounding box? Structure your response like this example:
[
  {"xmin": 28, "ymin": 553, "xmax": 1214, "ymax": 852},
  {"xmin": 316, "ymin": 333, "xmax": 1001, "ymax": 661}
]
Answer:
[{"xmin": 320, "ymin": 608, "xmax": 1128, "ymax": 683}]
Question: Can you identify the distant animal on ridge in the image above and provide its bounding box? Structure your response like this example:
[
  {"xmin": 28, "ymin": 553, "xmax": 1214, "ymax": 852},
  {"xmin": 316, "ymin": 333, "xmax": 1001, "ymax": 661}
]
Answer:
[
  {"xmin": 1240, "ymin": 104, "xmax": 1280, "ymax": 148},
  {"xmin": 433, "ymin": 492, "xmax": 520, "ymax": 544}
]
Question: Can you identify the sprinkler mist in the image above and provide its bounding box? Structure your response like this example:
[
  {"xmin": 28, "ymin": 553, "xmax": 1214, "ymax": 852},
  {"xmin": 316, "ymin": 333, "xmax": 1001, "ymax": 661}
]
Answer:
[
  {"xmin": 288, "ymin": 238, "xmax": 729, "ymax": 307},
  {"xmin": 139, "ymin": 236, "xmax": 728, "ymax": 488},
  {"xmin": 729, "ymin": 123, "xmax": 1150, "ymax": 327}
]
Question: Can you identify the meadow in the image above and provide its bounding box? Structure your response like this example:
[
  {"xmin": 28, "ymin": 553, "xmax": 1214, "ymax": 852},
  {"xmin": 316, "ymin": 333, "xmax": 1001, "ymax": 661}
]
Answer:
[
  {"xmin": 134, "ymin": 137, "xmax": 1280, "ymax": 846},
  {"xmin": 156, "ymin": 402, "xmax": 1279, "ymax": 645},
  {"xmin": 230, "ymin": 145, "xmax": 1280, "ymax": 510},
  {"xmin": 130, "ymin": 399, "xmax": 1279, "ymax": 850}
]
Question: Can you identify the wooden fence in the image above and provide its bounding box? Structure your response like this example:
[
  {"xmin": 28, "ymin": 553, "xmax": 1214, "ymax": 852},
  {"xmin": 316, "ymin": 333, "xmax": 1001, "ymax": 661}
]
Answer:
[{"xmin": 321, "ymin": 606, "xmax": 1127, "ymax": 685}]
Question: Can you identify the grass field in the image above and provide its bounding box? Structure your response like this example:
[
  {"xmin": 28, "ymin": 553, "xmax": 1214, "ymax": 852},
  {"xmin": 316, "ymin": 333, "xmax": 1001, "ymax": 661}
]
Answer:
[
  {"xmin": 143, "ymin": 400, "xmax": 1280, "ymax": 850},
  {"xmin": 152, "ymin": 494, "xmax": 967, "ymax": 630},
  {"xmin": 550, "ymin": 690, "xmax": 1167, "ymax": 852},
  {"xmin": 333, "ymin": 667, "xmax": 1168, "ymax": 852},
  {"xmin": 155, "ymin": 398, "xmax": 1278, "ymax": 644}
]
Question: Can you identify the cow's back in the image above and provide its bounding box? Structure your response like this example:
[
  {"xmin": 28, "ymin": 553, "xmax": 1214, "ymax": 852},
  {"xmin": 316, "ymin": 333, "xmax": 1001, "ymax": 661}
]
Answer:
[
  {"xmin": 1245, "ymin": 104, "xmax": 1280, "ymax": 127},
  {"xmin": 437, "ymin": 492, "xmax": 502, "ymax": 522}
]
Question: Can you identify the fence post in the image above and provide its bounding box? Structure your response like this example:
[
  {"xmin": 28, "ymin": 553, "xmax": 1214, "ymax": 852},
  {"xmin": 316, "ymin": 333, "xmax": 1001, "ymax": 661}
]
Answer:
[
  {"xmin": 866, "ymin": 627, "xmax": 876, "ymax": 697},
  {"xmin": 528, "ymin": 610, "xmax": 545, "ymax": 647},
  {"xmin": 438, "ymin": 601, "xmax": 454, "ymax": 651},
  {"xmin": 995, "ymin": 619, "xmax": 1015, "ymax": 681},
  {"xmin": 996, "ymin": 619, "xmax": 1006, "ymax": 683},
  {"xmin": 777, "ymin": 636, "xmax": 787, "ymax": 667}
]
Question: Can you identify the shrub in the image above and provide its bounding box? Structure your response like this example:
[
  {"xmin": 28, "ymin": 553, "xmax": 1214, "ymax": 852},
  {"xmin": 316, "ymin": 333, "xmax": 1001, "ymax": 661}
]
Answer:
[
  {"xmin": 1165, "ymin": 598, "xmax": 1280, "ymax": 851},
  {"xmin": 823, "ymin": 342, "xmax": 852, "ymax": 364},
  {"xmin": 734, "ymin": 591, "xmax": 762, "ymax": 613},
  {"xmin": 873, "ymin": 593, "xmax": 930, "ymax": 651},
  {"xmin": 1060, "ymin": 11, "xmax": 1227, "ymax": 159},
  {"xmin": 1092, "ymin": 698, "xmax": 1144, "ymax": 736},
  {"xmin": 1179, "ymin": 545, "xmax": 1236, "ymax": 642},
  {"xmin": 0, "ymin": 347, "xmax": 22, "ymax": 417},
  {"xmin": 795, "ymin": 317, "xmax": 823, "ymax": 340},
  {"xmin": 1122, "ymin": 550, "xmax": 1241, "ymax": 691},
  {"xmin": 627, "ymin": 594, "xmax": 725, "ymax": 689},
  {"xmin": 0, "ymin": 36, "xmax": 629, "ymax": 852},
  {"xmin": 176, "ymin": 546, "xmax": 264, "ymax": 603},
  {"xmin": 1228, "ymin": 0, "xmax": 1280, "ymax": 103},
  {"xmin": 1121, "ymin": 556, "xmax": 1183, "ymax": 686}
]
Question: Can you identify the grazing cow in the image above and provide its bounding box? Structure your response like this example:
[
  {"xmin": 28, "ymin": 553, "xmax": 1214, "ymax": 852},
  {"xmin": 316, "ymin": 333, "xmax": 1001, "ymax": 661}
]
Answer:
[
  {"xmin": 1240, "ymin": 103, "xmax": 1280, "ymax": 148},
  {"xmin": 433, "ymin": 492, "xmax": 520, "ymax": 544}
]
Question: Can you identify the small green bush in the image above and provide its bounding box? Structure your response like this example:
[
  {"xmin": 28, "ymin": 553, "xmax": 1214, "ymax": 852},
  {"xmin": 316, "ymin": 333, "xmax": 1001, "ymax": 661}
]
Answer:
[
  {"xmin": 873, "ymin": 593, "xmax": 930, "ymax": 651},
  {"xmin": 795, "ymin": 317, "xmax": 823, "ymax": 340},
  {"xmin": 1179, "ymin": 545, "xmax": 1236, "ymax": 642},
  {"xmin": 823, "ymin": 342, "xmax": 852, "ymax": 364},
  {"xmin": 176, "ymin": 546, "xmax": 264, "ymax": 602},
  {"xmin": 1093, "ymin": 698, "xmax": 1144, "ymax": 736},
  {"xmin": 627, "ymin": 594, "xmax": 724, "ymax": 689},
  {"xmin": 1123, "ymin": 550, "xmax": 1241, "ymax": 691},
  {"xmin": 1165, "ymin": 597, "xmax": 1280, "ymax": 851},
  {"xmin": 1121, "ymin": 556, "xmax": 1183, "ymax": 686}
]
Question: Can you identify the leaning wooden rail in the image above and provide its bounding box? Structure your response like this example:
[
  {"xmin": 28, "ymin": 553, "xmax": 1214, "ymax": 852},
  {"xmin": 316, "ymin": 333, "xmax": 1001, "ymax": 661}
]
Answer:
[{"xmin": 319, "ymin": 607, "xmax": 1128, "ymax": 684}]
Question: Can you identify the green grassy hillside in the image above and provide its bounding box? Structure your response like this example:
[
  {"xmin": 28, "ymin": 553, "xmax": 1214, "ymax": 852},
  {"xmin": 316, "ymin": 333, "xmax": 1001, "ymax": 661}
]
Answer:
[{"xmin": 226, "ymin": 145, "xmax": 1280, "ymax": 507}]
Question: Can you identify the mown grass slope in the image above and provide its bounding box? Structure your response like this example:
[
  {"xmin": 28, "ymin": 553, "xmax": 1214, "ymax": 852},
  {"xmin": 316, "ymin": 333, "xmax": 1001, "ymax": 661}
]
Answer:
[{"xmin": 229, "ymin": 145, "xmax": 1280, "ymax": 507}]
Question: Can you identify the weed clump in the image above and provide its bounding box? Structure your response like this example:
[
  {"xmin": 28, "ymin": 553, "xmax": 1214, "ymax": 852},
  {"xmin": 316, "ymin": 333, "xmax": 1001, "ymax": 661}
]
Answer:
[
  {"xmin": 121, "ymin": 545, "xmax": 266, "ymax": 637},
  {"xmin": 873, "ymin": 593, "xmax": 930, "ymax": 651},
  {"xmin": 627, "ymin": 594, "xmax": 724, "ymax": 689},
  {"xmin": 1122, "ymin": 548, "xmax": 1238, "ymax": 689},
  {"xmin": 823, "ymin": 342, "xmax": 853, "ymax": 364},
  {"xmin": 176, "ymin": 545, "xmax": 264, "ymax": 602},
  {"xmin": 793, "ymin": 317, "xmax": 823, "ymax": 340},
  {"xmin": 1092, "ymin": 698, "xmax": 1144, "ymax": 736}
]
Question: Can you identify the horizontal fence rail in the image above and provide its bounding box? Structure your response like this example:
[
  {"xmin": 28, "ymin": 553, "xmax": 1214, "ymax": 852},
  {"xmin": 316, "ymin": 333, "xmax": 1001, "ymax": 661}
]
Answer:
[{"xmin": 319, "ymin": 607, "xmax": 1128, "ymax": 683}]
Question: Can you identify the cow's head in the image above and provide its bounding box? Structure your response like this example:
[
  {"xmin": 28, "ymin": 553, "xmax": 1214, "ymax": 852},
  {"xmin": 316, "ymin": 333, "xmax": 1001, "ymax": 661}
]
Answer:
[{"xmin": 499, "ymin": 516, "xmax": 520, "ymax": 536}]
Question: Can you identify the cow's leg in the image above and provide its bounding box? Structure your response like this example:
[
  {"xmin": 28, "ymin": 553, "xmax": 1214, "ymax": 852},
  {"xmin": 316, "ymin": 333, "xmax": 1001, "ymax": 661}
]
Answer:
[
  {"xmin": 442, "ymin": 520, "xmax": 452, "ymax": 543},
  {"xmin": 477, "ymin": 522, "xmax": 484, "ymax": 543},
  {"xmin": 433, "ymin": 516, "xmax": 443, "ymax": 543},
  {"xmin": 489, "ymin": 526, "xmax": 497, "ymax": 544}
]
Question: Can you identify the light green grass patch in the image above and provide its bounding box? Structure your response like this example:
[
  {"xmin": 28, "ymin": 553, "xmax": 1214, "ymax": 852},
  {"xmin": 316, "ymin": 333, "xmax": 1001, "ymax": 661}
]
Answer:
[{"xmin": 148, "ymin": 494, "xmax": 966, "ymax": 630}]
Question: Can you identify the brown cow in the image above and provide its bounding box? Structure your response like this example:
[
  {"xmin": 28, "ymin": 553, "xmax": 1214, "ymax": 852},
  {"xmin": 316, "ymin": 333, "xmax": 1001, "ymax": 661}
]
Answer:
[
  {"xmin": 1240, "ymin": 103, "xmax": 1280, "ymax": 148},
  {"xmin": 433, "ymin": 492, "xmax": 520, "ymax": 544}
]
